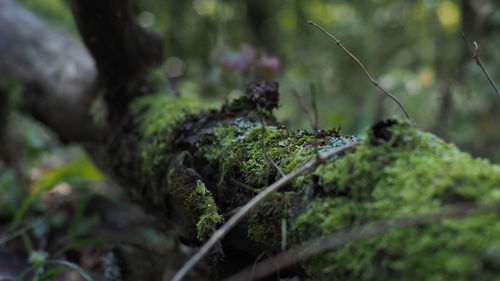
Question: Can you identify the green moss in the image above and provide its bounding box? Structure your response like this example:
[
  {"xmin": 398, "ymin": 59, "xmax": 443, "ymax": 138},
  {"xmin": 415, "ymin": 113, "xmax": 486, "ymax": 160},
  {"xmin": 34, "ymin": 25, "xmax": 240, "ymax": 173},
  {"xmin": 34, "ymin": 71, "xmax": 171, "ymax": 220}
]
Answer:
[
  {"xmin": 131, "ymin": 94, "xmax": 210, "ymax": 139},
  {"xmin": 292, "ymin": 119, "xmax": 500, "ymax": 280},
  {"xmin": 248, "ymin": 192, "xmax": 293, "ymax": 246},
  {"xmin": 197, "ymin": 117, "xmax": 360, "ymax": 249},
  {"xmin": 133, "ymin": 93, "xmax": 213, "ymax": 184},
  {"xmin": 202, "ymin": 118, "xmax": 358, "ymax": 189},
  {"xmin": 141, "ymin": 141, "xmax": 168, "ymax": 179},
  {"xmin": 188, "ymin": 180, "xmax": 224, "ymax": 241},
  {"xmin": 168, "ymin": 169, "xmax": 224, "ymax": 242}
]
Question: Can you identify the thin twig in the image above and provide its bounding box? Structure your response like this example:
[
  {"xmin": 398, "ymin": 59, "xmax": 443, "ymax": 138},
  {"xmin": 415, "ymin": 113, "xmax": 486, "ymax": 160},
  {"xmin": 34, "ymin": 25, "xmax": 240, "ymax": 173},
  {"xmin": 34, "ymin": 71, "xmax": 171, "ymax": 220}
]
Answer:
[
  {"xmin": 169, "ymin": 141, "xmax": 360, "ymax": 281},
  {"xmin": 460, "ymin": 31, "xmax": 500, "ymax": 98},
  {"xmin": 307, "ymin": 20, "xmax": 411, "ymax": 119},
  {"xmin": 310, "ymin": 84, "xmax": 319, "ymax": 133},
  {"xmin": 290, "ymin": 88, "xmax": 316, "ymax": 127},
  {"xmin": 259, "ymin": 118, "xmax": 285, "ymax": 178},
  {"xmin": 280, "ymin": 218, "xmax": 287, "ymax": 252},
  {"xmin": 224, "ymin": 202, "xmax": 500, "ymax": 281},
  {"xmin": 309, "ymin": 84, "xmax": 320, "ymax": 160}
]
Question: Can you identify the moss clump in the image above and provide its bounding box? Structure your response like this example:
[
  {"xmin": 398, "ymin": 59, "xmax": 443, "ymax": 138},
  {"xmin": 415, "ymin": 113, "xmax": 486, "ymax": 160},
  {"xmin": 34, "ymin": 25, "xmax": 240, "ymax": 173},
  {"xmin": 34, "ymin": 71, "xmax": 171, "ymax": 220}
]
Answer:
[
  {"xmin": 132, "ymin": 93, "xmax": 212, "ymax": 184},
  {"xmin": 189, "ymin": 180, "xmax": 224, "ymax": 241},
  {"xmin": 203, "ymin": 118, "xmax": 358, "ymax": 189},
  {"xmin": 293, "ymin": 119, "xmax": 500, "ymax": 281},
  {"xmin": 198, "ymin": 117, "xmax": 359, "ymax": 248},
  {"xmin": 140, "ymin": 141, "xmax": 168, "ymax": 180},
  {"xmin": 169, "ymin": 169, "xmax": 223, "ymax": 241},
  {"xmin": 131, "ymin": 94, "xmax": 210, "ymax": 139},
  {"xmin": 247, "ymin": 192, "xmax": 293, "ymax": 246}
]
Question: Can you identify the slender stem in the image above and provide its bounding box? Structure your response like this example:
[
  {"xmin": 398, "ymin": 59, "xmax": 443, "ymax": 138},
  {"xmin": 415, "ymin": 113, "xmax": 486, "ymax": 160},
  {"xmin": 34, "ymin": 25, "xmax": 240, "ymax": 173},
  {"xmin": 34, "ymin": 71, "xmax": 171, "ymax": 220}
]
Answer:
[
  {"xmin": 290, "ymin": 88, "xmax": 315, "ymax": 128},
  {"xmin": 259, "ymin": 118, "xmax": 285, "ymax": 177},
  {"xmin": 169, "ymin": 142, "xmax": 360, "ymax": 281},
  {"xmin": 460, "ymin": 31, "xmax": 500, "ymax": 98},
  {"xmin": 307, "ymin": 20, "xmax": 411, "ymax": 119}
]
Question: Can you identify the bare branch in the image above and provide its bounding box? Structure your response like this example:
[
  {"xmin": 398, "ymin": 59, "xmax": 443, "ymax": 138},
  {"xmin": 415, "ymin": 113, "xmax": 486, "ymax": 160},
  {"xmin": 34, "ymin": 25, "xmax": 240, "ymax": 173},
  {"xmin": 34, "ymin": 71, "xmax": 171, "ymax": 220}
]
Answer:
[
  {"xmin": 170, "ymin": 141, "xmax": 360, "ymax": 281},
  {"xmin": 460, "ymin": 31, "xmax": 500, "ymax": 98},
  {"xmin": 259, "ymin": 118, "xmax": 285, "ymax": 178},
  {"xmin": 309, "ymin": 83, "xmax": 321, "ymax": 160},
  {"xmin": 310, "ymin": 84, "xmax": 319, "ymax": 133},
  {"xmin": 224, "ymin": 202, "xmax": 500, "ymax": 281},
  {"xmin": 290, "ymin": 88, "xmax": 315, "ymax": 127},
  {"xmin": 307, "ymin": 20, "xmax": 411, "ymax": 119}
]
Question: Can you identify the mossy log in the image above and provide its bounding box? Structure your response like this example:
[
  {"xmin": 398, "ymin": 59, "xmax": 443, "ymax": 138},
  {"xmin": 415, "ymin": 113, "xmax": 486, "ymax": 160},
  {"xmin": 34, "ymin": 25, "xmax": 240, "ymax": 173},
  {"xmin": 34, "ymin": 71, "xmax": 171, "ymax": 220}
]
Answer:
[
  {"xmin": 101, "ymin": 81, "xmax": 500, "ymax": 280},
  {"xmin": 3, "ymin": 3, "xmax": 500, "ymax": 279}
]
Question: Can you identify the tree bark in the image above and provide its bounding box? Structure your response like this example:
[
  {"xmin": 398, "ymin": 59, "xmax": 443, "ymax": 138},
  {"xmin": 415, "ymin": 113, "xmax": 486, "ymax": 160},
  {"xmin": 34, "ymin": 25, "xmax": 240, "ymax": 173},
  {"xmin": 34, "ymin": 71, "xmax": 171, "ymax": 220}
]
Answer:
[{"xmin": 2, "ymin": 2, "xmax": 500, "ymax": 281}]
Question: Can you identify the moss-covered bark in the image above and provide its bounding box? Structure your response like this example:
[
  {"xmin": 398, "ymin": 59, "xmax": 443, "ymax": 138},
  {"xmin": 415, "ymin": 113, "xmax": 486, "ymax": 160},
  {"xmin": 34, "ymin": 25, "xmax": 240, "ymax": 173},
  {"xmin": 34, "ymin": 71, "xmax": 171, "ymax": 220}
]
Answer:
[
  {"xmin": 112, "ymin": 84, "xmax": 500, "ymax": 280},
  {"xmin": 293, "ymin": 119, "xmax": 500, "ymax": 280}
]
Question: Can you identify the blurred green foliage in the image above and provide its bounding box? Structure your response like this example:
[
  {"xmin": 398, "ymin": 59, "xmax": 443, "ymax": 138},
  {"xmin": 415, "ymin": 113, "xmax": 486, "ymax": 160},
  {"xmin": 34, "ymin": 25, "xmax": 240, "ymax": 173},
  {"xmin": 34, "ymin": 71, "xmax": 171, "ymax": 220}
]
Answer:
[
  {"xmin": 14, "ymin": 153, "xmax": 103, "ymax": 225},
  {"xmin": 0, "ymin": 168, "xmax": 23, "ymax": 216},
  {"xmin": 20, "ymin": 0, "xmax": 75, "ymax": 29},
  {"xmin": 12, "ymin": 0, "xmax": 500, "ymax": 160},
  {"xmin": 132, "ymin": 0, "xmax": 500, "ymax": 161}
]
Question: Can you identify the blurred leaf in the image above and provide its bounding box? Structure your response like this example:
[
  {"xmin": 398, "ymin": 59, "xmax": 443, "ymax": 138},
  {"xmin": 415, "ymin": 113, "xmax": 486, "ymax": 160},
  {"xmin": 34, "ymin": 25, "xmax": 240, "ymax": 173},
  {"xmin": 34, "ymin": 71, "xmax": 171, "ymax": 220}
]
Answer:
[
  {"xmin": 37, "ymin": 268, "xmax": 72, "ymax": 281},
  {"xmin": 69, "ymin": 195, "xmax": 97, "ymax": 239},
  {"xmin": 20, "ymin": 259, "xmax": 94, "ymax": 281},
  {"xmin": 49, "ymin": 211, "xmax": 69, "ymax": 229},
  {"xmin": 13, "ymin": 154, "xmax": 103, "ymax": 225},
  {"xmin": 437, "ymin": 0, "xmax": 460, "ymax": 33},
  {"xmin": 46, "ymin": 260, "xmax": 94, "ymax": 281},
  {"xmin": 0, "ymin": 169, "xmax": 23, "ymax": 216},
  {"xmin": 54, "ymin": 237, "xmax": 105, "ymax": 257},
  {"xmin": 32, "ymin": 217, "xmax": 49, "ymax": 240}
]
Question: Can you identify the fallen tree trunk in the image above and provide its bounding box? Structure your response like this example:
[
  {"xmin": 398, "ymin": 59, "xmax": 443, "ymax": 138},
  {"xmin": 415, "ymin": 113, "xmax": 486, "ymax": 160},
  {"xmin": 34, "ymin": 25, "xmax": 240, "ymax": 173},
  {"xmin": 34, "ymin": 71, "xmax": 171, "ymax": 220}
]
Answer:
[
  {"xmin": 2, "ymin": 1, "xmax": 500, "ymax": 280},
  {"xmin": 125, "ymin": 93, "xmax": 500, "ymax": 280}
]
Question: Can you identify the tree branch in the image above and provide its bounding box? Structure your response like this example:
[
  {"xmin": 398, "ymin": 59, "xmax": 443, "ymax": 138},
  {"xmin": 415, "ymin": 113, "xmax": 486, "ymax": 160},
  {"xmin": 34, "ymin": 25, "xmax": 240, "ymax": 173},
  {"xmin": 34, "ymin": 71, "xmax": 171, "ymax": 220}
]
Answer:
[
  {"xmin": 69, "ymin": 0, "xmax": 164, "ymax": 104},
  {"xmin": 460, "ymin": 31, "xmax": 500, "ymax": 98},
  {"xmin": 307, "ymin": 20, "xmax": 411, "ymax": 119}
]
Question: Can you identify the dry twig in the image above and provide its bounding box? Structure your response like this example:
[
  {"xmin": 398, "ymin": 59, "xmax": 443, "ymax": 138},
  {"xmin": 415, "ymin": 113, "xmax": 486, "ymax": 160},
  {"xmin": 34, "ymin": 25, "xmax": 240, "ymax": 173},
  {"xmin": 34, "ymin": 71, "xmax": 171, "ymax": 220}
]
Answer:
[
  {"xmin": 259, "ymin": 118, "xmax": 285, "ymax": 178},
  {"xmin": 290, "ymin": 88, "xmax": 316, "ymax": 127},
  {"xmin": 460, "ymin": 31, "xmax": 500, "ymax": 98},
  {"xmin": 307, "ymin": 20, "xmax": 411, "ymax": 119},
  {"xmin": 224, "ymin": 202, "xmax": 500, "ymax": 281},
  {"xmin": 170, "ymin": 141, "xmax": 360, "ymax": 281}
]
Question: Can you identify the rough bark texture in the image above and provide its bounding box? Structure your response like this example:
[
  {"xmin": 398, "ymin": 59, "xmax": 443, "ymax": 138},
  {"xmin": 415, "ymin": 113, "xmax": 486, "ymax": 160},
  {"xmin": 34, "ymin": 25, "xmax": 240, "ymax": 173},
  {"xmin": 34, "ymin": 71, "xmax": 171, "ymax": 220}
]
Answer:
[{"xmin": 2, "ymin": 1, "xmax": 500, "ymax": 281}]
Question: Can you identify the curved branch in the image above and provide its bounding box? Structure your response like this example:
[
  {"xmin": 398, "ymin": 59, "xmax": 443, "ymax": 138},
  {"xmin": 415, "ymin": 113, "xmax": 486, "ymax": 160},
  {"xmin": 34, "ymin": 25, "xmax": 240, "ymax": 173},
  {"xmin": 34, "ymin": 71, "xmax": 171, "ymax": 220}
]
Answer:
[{"xmin": 69, "ymin": 0, "xmax": 164, "ymax": 103}]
